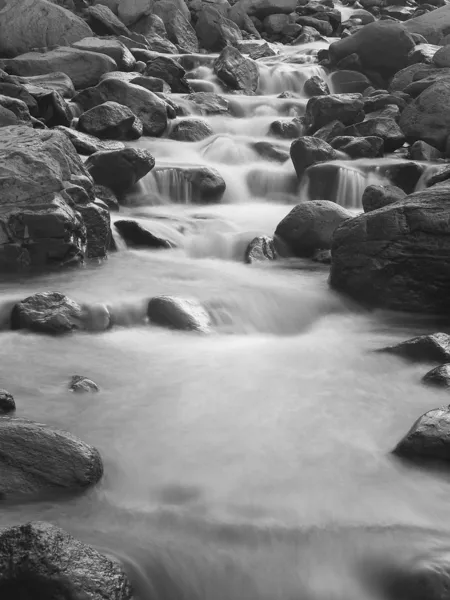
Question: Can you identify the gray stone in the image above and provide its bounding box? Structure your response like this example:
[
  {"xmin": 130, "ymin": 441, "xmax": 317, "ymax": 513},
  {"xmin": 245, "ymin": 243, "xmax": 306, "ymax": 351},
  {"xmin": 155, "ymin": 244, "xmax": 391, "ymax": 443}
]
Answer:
[
  {"xmin": 85, "ymin": 147, "xmax": 155, "ymax": 193},
  {"xmin": 169, "ymin": 118, "xmax": 213, "ymax": 141},
  {"xmin": 78, "ymin": 101, "xmax": 143, "ymax": 140},
  {"xmin": 70, "ymin": 375, "xmax": 100, "ymax": 393},
  {"xmin": 394, "ymin": 408, "xmax": 450, "ymax": 462},
  {"xmin": 290, "ymin": 136, "xmax": 337, "ymax": 179},
  {"xmin": 362, "ymin": 184, "xmax": 405, "ymax": 212},
  {"xmin": 147, "ymin": 296, "xmax": 211, "ymax": 332},
  {"xmin": 213, "ymin": 46, "xmax": 259, "ymax": 93}
]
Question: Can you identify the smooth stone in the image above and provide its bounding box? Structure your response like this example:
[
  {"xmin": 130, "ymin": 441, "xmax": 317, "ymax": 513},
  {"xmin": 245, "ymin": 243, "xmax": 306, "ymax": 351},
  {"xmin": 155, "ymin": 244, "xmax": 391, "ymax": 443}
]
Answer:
[
  {"xmin": 305, "ymin": 93, "xmax": 365, "ymax": 133},
  {"xmin": 290, "ymin": 136, "xmax": 337, "ymax": 179},
  {"xmin": 394, "ymin": 408, "xmax": 450, "ymax": 462},
  {"xmin": 362, "ymin": 184, "xmax": 406, "ymax": 212},
  {"xmin": 85, "ymin": 147, "xmax": 155, "ymax": 194},
  {"xmin": 169, "ymin": 118, "xmax": 213, "ymax": 141},
  {"xmin": 114, "ymin": 219, "xmax": 174, "ymax": 249},
  {"xmin": 147, "ymin": 296, "xmax": 211, "ymax": 332},
  {"xmin": 213, "ymin": 46, "xmax": 259, "ymax": 93}
]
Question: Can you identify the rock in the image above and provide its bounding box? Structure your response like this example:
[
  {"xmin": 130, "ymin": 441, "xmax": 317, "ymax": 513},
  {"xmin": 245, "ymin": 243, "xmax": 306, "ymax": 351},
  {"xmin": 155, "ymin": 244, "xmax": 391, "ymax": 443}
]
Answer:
[
  {"xmin": 0, "ymin": 81, "xmax": 38, "ymax": 114},
  {"xmin": 0, "ymin": 0, "xmax": 92, "ymax": 58},
  {"xmin": 86, "ymin": 4, "xmax": 131, "ymax": 36},
  {"xmin": 245, "ymin": 236, "xmax": 277, "ymax": 263},
  {"xmin": 213, "ymin": 46, "xmax": 259, "ymax": 93},
  {"xmin": 0, "ymin": 95, "xmax": 31, "ymax": 126},
  {"xmin": 0, "ymin": 522, "xmax": 132, "ymax": 599},
  {"xmin": 296, "ymin": 16, "xmax": 333, "ymax": 36},
  {"xmin": 363, "ymin": 92, "xmax": 407, "ymax": 114},
  {"xmin": 196, "ymin": 6, "xmax": 243, "ymax": 52},
  {"xmin": 314, "ymin": 119, "xmax": 346, "ymax": 143},
  {"xmin": 275, "ymin": 200, "xmax": 352, "ymax": 258},
  {"xmin": 290, "ymin": 136, "xmax": 337, "ymax": 179},
  {"xmin": 0, "ymin": 105, "xmax": 18, "ymax": 127},
  {"xmin": 330, "ymin": 183, "xmax": 450, "ymax": 313},
  {"xmin": 1, "ymin": 48, "xmax": 116, "ymax": 90},
  {"xmin": 362, "ymin": 184, "xmax": 406, "ymax": 212},
  {"xmin": 73, "ymin": 78, "xmax": 167, "ymax": 136},
  {"xmin": 253, "ymin": 141, "xmax": 289, "ymax": 162},
  {"xmin": 144, "ymin": 34, "xmax": 179, "ymax": 54},
  {"xmin": 249, "ymin": 43, "xmax": 277, "ymax": 60},
  {"xmin": 263, "ymin": 13, "xmax": 290, "ymax": 35},
  {"xmin": 331, "ymin": 135, "xmax": 383, "ymax": 158},
  {"xmin": 184, "ymin": 166, "xmax": 226, "ymax": 202},
  {"xmin": 69, "ymin": 375, "xmax": 99, "ymax": 392},
  {"xmin": 85, "ymin": 147, "xmax": 155, "ymax": 193},
  {"xmin": 130, "ymin": 75, "xmax": 170, "ymax": 94},
  {"xmin": 405, "ymin": 4, "xmax": 450, "ymax": 44},
  {"xmin": 408, "ymin": 43, "xmax": 439, "ymax": 66},
  {"xmin": 425, "ymin": 165, "xmax": 450, "ymax": 188},
  {"xmin": 269, "ymin": 118, "xmax": 303, "ymax": 139},
  {"xmin": 329, "ymin": 21, "xmax": 415, "ymax": 79},
  {"xmin": 12, "ymin": 72, "xmax": 75, "ymax": 99},
  {"xmin": 185, "ymin": 91, "xmax": 229, "ymax": 115},
  {"xmin": 345, "ymin": 117, "xmax": 406, "ymax": 151},
  {"xmin": 11, "ymin": 292, "xmax": 85, "ymax": 334},
  {"xmin": 147, "ymin": 296, "xmax": 211, "ymax": 332},
  {"xmin": 394, "ymin": 408, "xmax": 450, "ymax": 462},
  {"xmin": 32, "ymin": 89, "xmax": 74, "ymax": 128},
  {"xmin": 55, "ymin": 125, "xmax": 125, "ymax": 154},
  {"xmin": 409, "ymin": 140, "xmax": 443, "ymax": 161},
  {"xmin": 404, "ymin": 72, "xmax": 450, "ymax": 99},
  {"xmin": 423, "ymin": 364, "xmax": 450, "ymax": 387},
  {"xmin": 0, "ymin": 390, "xmax": 15, "ymax": 413},
  {"xmin": 71, "ymin": 37, "xmax": 136, "ymax": 72},
  {"xmin": 169, "ymin": 118, "xmax": 213, "ymax": 141},
  {"xmin": 78, "ymin": 101, "xmax": 143, "ymax": 140},
  {"xmin": 292, "ymin": 25, "xmax": 324, "ymax": 45},
  {"xmin": 145, "ymin": 56, "xmax": 192, "ymax": 94},
  {"xmin": 304, "ymin": 75, "xmax": 330, "ymax": 97},
  {"xmin": 329, "ymin": 70, "xmax": 371, "ymax": 95},
  {"xmin": 94, "ymin": 184, "xmax": 119, "ymax": 210},
  {"xmin": 399, "ymin": 80, "xmax": 450, "ymax": 151},
  {"xmin": 230, "ymin": 0, "xmax": 297, "ymax": 21},
  {"xmin": 76, "ymin": 202, "xmax": 111, "ymax": 259},
  {"xmin": 389, "ymin": 64, "xmax": 433, "ymax": 93},
  {"xmin": 118, "ymin": 0, "xmax": 152, "ymax": 25},
  {"xmin": 305, "ymin": 93, "xmax": 364, "ymax": 133},
  {"xmin": 152, "ymin": 0, "xmax": 191, "ymax": 23},
  {"xmin": 114, "ymin": 219, "xmax": 173, "ymax": 248},
  {"xmin": 164, "ymin": 9, "xmax": 199, "ymax": 53},
  {"xmin": 379, "ymin": 333, "xmax": 450, "ymax": 362}
]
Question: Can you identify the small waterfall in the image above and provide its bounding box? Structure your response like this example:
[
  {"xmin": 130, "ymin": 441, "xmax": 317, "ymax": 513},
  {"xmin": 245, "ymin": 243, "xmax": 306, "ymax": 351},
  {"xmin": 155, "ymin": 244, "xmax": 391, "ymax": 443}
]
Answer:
[
  {"xmin": 257, "ymin": 64, "xmax": 328, "ymax": 95},
  {"xmin": 201, "ymin": 135, "xmax": 259, "ymax": 165},
  {"xmin": 150, "ymin": 168, "xmax": 194, "ymax": 204},
  {"xmin": 414, "ymin": 163, "xmax": 445, "ymax": 191},
  {"xmin": 247, "ymin": 167, "xmax": 298, "ymax": 201}
]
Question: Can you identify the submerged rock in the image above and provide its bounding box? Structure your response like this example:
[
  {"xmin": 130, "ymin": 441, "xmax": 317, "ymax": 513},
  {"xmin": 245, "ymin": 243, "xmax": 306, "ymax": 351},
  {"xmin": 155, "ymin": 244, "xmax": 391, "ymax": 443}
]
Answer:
[
  {"xmin": 0, "ymin": 390, "xmax": 15, "ymax": 414},
  {"xmin": 0, "ymin": 418, "xmax": 103, "ymax": 498},
  {"xmin": 69, "ymin": 375, "xmax": 99, "ymax": 393},
  {"xmin": 245, "ymin": 236, "xmax": 277, "ymax": 264},
  {"xmin": 0, "ymin": 522, "xmax": 132, "ymax": 599},
  {"xmin": 378, "ymin": 333, "xmax": 450, "ymax": 363},
  {"xmin": 11, "ymin": 292, "xmax": 84, "ymax": 334},
  {"xmin": 394, "ymin": 408, "xmax": 450, "ymax": 462},
  {"xmin": 147, "ymin": 296, "xmax": 211, "ymax": 332},
  {"xmin": 423, "ymin": 364, "xmax": 450, "ymax": 388},
  {"xmin": 114, "ymin": 219, "xmax": 173, "ymax": 249}
]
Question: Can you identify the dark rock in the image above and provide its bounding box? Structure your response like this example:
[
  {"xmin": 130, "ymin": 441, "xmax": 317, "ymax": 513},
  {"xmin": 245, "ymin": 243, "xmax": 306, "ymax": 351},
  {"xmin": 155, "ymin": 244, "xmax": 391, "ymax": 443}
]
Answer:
[
  {"xmin": 130, "ymin": 75, "xmax": 170, "ymax": 94},
  {"xmin": 169, "ymin": 118, "xmax": 213, "ymax": 141},
  {"xmin": 185, "ymin": 91, "xmax": 229, "ymax": 115},
  {"xmin": 249, "ymin": 43, "xmax": 277, "ymax": 60},
  {"xmin": 263, "ymin": 13, "xmax": 290, "ymax": 35},
  {"xmin": 145, "ymin": 56, "xmax": 192, "ymax": 94},
  {"xmin": 13, "ymin": 72, "xmax": 75, "ymax": 99},
  {"xmin": 345, "ymin": 117, "xmax": 406, "ymax": 151},
  {"xmin": 85, "ymin": 147, "xmax": 155, "ymax": 194},
  {"xmin": 196, "ymin": 6, "xmax": 243, "ymax": 52},
  {"xmin": 379, "ymin": 333, "xmax": 450, "ymax": 362},
  {"xmin": 31, "ymin": 89, "xmax": 72, "ymax": 128},
  {"xmin": 213, "ymin": 46, "xmax": 259, "ymax": 93},
  {"xmin": 362, "ymin": 184, "xmax": 406, "ymax": 212},
  {"xmin": 0, "ymin": 95, "xmax": 31, "ymax": 126},
  {"xmin": 114, "ymin": 219, "xmax": 173, "ymax": 249},
  {"xmin": 184, "ymin": 166, "xmax": 226, "ymax": 203},
  {"xmin": 245, "ymin": 235, "xmax": 277, "ymax": 263},
  {"xmin": 72, "ymin": 37, "xmax": 136, "ymax": 72},
  {"xmin": 253, "ymin": 141, "xmax": 289, "ymax": 162},
  {"xmin": 164, "ymin": 9, "xmax": 199, "ymax": 53},
  {"xmin": 296, "ymin": 16, "xmax": 333, "ymax": 36},
  {"xmin": 305, "ymin": 93, "xmax": 364, "ymax": 133},
  {"xmin": 0, "ymin": 105, "xmax": 18, "ymax": 127},
  {"xmin": 407, "ymin": 43, "xmax": 439, "ymax": 65},
  {"xmin": 304, "ymin": 75, "xmax": 330, "ymax": 97},
  {"xmin": 147, "ymin": 295, "xmax": 211, "ymax": 332},
  {"xmin": 275, "ymin": 200, "xmax": 352, "ymax": 257},
  {"xmin": 409, "ymin": 140, "xmax": 443, "ymax": 161},
  {"xmin": 423, "ymin": 364, "xmax": 450, "ymax": 387},
  {"xmin": 269, "ymin": 118, "xmax": 303, "ymax": 139},
  {"xmin": 290, "ymin": 136, "xmax": 337, "ymax": 179},
  {"xmin": 331, "ymin": 135, "xmax": 383, "ymax": 158},
  {"xmin": 0, "ymin": 82, "xmax": 38, "ymax": 114},
  {"xmin": 312, "ymin": 249, "xmax": 331, "ymax": 264},
  {"xmin": 78, "ymin": 101, "xmax": 143, "ymax": 140},
  {"xmin": 389, "ymin": 63, "xmax": 434, "ymax": 93},
  {"xmin": 329, "ymin": 70, "xmax": 371, "ymax": 95},
  {"xmin": 424, "ymin": 165, "xmax": 450, "ymax": 187},
  {"xmin": 394, "ymin": 408, "xmax": 450, "ymax": 462},
  {"xmin": 86, "ymin": 4, "xmax": 131, "ymax": 36},
  {"xmin": 0, "ymin": 390, "xmax": 15, "ymax": 414},
  {"xmin": 405, "ymin": 4, "xmax": 450, "ymax": 45},
  {"xmin": 55, "ymin": 125, "xmax": 125, "ymax": 154},
  {"xmin": 313, "ymin": 119, "xmax": 346, "ymax": 142},
  {"xmin": 11, "ymin": 292, "xmax": 85, "ymax": 334},
  {"xmin": 292, "ymin": 25, "xmax": 324, "ymax": 44},
  {"xmin": 94, "ymin": 184, "xmax": 119, "ymax": 211},
  {"xmin": 76, "ymin": 202, "xmax": 111, "ymax": 259},
  {"xmin": 363, "ymin": 93, "xmax": 407, "ymax": 113},
  {"xmin": 69, "ymin": 375, "xmax": 99, "ymax": 393},
  {"xmin": 0, "ymin": 521, "xmax": 132, "ymax": 599}
]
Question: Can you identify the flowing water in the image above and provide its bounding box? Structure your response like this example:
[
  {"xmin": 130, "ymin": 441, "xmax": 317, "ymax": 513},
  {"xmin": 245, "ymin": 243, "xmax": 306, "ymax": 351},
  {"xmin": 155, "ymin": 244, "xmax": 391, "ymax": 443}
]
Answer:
[{"xmin": 1, "ymin": 29, "xmax": 450, "ymax": 600}]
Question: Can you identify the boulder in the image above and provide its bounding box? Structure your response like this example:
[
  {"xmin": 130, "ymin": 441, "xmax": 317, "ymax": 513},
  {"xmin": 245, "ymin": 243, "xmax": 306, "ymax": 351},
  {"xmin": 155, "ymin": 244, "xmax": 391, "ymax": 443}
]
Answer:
[
  {"xmin": 0, "ymin": 96, "xmax": 31, "ymax": 126},
  {"xmin": 245, "ymin": 236, "xmax": 277, "ymax": 264},
  {"xmin": 304, "ymin": 75, "xmax": 330, "ymax": 97},
  {"xmin": 71, "ymin": 37, "xmax": 136, "ymax": 72},
  {"xmin": 76, "ymin": 202, "xmax": 111, "ymax": 259},
  {"xmin": 331, "ymin": 135, "xmax": 383, "ymax": 158},
  {"xmin": 0, "ymin": 522, "xmax": 132, "ymax": 599},
  {"xmin": 269, "ymin": 118, "xmax": 303, "ymax": 139},
  {"xmin": 130, "ymin": 75, "xmax": 170, "ymax": 94},
  {"xmin": 164, "ymin": 9, "xmax": 199, "ymax": 53},
  {"xmin": 423, "ymin": 364, "xmax": 450, "ymax": 387},
  {"xmin": 0, "ymin": 81, "xmax": 38, "ymax": 114},
  {"xmin": 330, "ymin": 184, "xmax": 450, "ymax": 313},
  {"xmin": 85, "ymin": 147, "xmax": 155, "ymax": 193},
  {"xmin": 145, "ymin": 56, "xmax": 192, "ymax": 94},
  {"xmin": 362, "ymin": 184, "xmax": 406, "ymax": 212},
  {"xmin": 378, "ymin": 333, "xmax": 450, "ymax": 362},
  {"xmin": 296, "ymin": 16, "xmax": 333, "ymax": 36},
  {"xmin": 152, "ymin": 0, "xmax": 191, "ymax": 22},
  {"xmin": 185, "ymin": 92, "xmax": 229, "ymax": 115},
  {"xmin": 114, "ymin": 219, "xmax": 173, "ymax": 248},
  {"xmin": 55, "ymin": 125, "xmax": 125, "ymax": 154},
  {"xmin": 230, "ymin": 0, "xmax": 297, "ymax": 21},
  {"xmin": 0, "ymin": 0, "xmax": 92, "ymax": 58},
  {"xmin": 249, "ymin": 43, "xmax": 277, "ymax": 60},
  {"xmin": 12, "ymin": 292, "xmax": 84, "ymax": 333},
  {"xmin": 31, "ymin": 89, "xmax": 73, "ymax": 128},
  {"xmin": 345, "ymin": 117, "xmax": 406, "ymax": 151},
  {"xmin": 0, "ymin": 106, "xmax": 18, "ymax": 128},
  {"xmin": 169, "ymin": 118, "xmax": 213, "ymax": 141},
  {"xmin": 12, "ymin": 72, "xmax": 75, "ymax": 99},
  {"xmin": 314, "ymin": 119, "xmax": 346, "ymax": 143},
  {"xmin": 329, "ymin": 70, "xmax": 371, "ymax": 95},
  {"xmin": 399, "ymin": 80, "xmax": 450, "ymax": 151},
  {"xmin": 213, "ymin": 46, "xmax": 259, "ymax": 93},
  {"xmin": 263, "ymin": 13, "xmax": 290, "ymax": 35},
  {"xmin": 73, "ymin": 78, "xmax": 168, "ymax": 136},
  {"xmin": 389, "ymin": 64, "xmax": 433, "ymax": 93},
  {"xmin": 305, "ymin": 93, "xmax": 364, "ymax": 133},
  {"xmin": 405, "ymin": 4, "xmax": 450, "ymax": 44},
  {"xmin": 147, "ymin": 296, "xmax": 211, "ymax": 332},
  {"xmin": 409, "ymin": 140, "xmax": 443, "ymax": 161},
  {"xmin": 0, "ymin": 391, "xmax": 15, "ymax": 414},
  {"xmin": 275, "ymin": 201, "xmax": 352, "ymax": 258},
  {"xmin": 78, "ymin": 101, "xmax": 143, "ymax": 140},
  {"xmin": 329, "ymin": 21, "xmax": 415, "ymax": 79},
  {"xmin": 196, "ymin": 6, "xmax": 243, "ymax": 52},
  {"xmin": 86, "ymin": 4, "xmax": 131, "ymax": 37},
  {"xmin": 183, "ymin": 166, "xmax": 226, "ymax": 202},
  {"xmin": 408, "ymin": 43, "xmax": 439, "ymax": 66},
  {"xmin": 0, "ymin": 416, "xmax": 103, "ymax": 497},
  {"xmin": 290, "ymin": 137, "xmax": 337, "ymax": 179},
  {"xmin": 118, "ymin": 0, "xmax": 152, "ymax": 25},
  {"xmin": 252, "ymin": 141, "xmax": 289, "ymax": 162},
  {"xmin": 145, "ymin": 34, "xmax": 179, "ymax": 54},
  {"xmin": 1, "ymin": 48, "xmax": 117, "ymax": 90},
  {"xmin": 394, "ymin": 408, "xmax": 450, "ymax": 462},
  {"xmin": 69, "ymin": 375, "xmax": 100, "ymax": 392}
]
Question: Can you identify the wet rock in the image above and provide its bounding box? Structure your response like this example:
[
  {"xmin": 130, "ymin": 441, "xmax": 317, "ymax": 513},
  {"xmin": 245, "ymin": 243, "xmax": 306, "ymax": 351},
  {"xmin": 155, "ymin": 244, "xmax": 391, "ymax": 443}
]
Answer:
[
  {"xmin": 331, "ymin": 135, "xmax": 383, "ymax": 158},
  {"xmin": 147, "ymin": 295, "xmax": 211, "ymax": 332},
  {"xmin": 312, "ymin": 249, "xmax": 331, "ymax": 264},
  {"xmin": 245, "ymin": 236, "xmax": 277, "ymax": 263},
  {"xmin": 296, "ymin": 16, "xmax": 333, "ymax": 36},
  {"xmin": 169, "ymin": 118, "xmax": 213, "ymax": 141},
  {"xmin": 407, "ymin": 43, "xmax": 439, "ymax": 66},
  {"xmin": 71, "ymin": 37, "xmax": 136, "ymax": 72},
  {"xmin": 269, "ymin": 118, "xmax": 303, "ymax": 139},
  {"xmin": 330, "ymin": 184, "xmax": 450, "ymax": 313},
  {"xmin": 164, "ymin": 9, "xmax": 199, "ymax": 53},
  {"xmin": 405, "ymin": 4, "xmax": 450, "ymax": 44},
  {"xmin": 423, "ymin": 364, "xmax": 450, "ymax": 388},
  {"xmin": 196, "ymin": 6, "xmax": 243, "ymax": 51},
  {"xmin": 0, "ymin": 390, "xmax": 15, "ymax": 414},
  {"xmin": 275, "ymin": 200, "xmax": 352, "ymax": 258},
  {"xmin": 362, "ymin": 184, "xmax": 406, "ymax": 212},
  {"xmin": 94, "ymin": 184, "xmax": 119, "ymax": 211},
  {"xmin": 76, "ymin": 202, "xmax": 111, "ymax": 259},
  {"xmin": 11, "ymin": 292, "xmax": 85, "ymax": 334},
  {"xmin": 394, "ymin": 408, "xmax": 450, "ymax": 462},
  {"xmin": 345, "ymin": 117, "xmax": 406, "ymax": 152},
  {"xmin": 0, "ymin": 0, "xmax": 92, "ymax": 58},
  {"xmin": 118, "ymin": 0, "xmax": 152, "ymax": 26},
  {"xmin": 253, "ymin": 141, "xmax": 289, "ymax": 162},
  {"xmin": 0, "ymin": 95, "xmax": 31, "ymax": 126},
  {"xmin": 290, "ymin": 136, "xmax": 337, "ymax": 179},
  {"xmin": 85, "ymin": 147, "xmax": 155, "ymax": 194},
  {"xmin": 78, "ymin": 101, "xmax": 143, "ymax": 140},
  {"xmin": 70, "ymin": 375, "xmax": 99, "ymax": 393},
  {"xmin": 30, "ymin": 89, "xmax": 72, "ymax": 128},
  {"xmin": 424, "ymin": 165, "xmax": 450, "ymax": 188},
  {"xmin": 86, "ymin": 4, "xmax": 131, "ymax": 37},
  {"xmin": 379, "ymin": 333, "xmax": 450, "ymax": 362},
  {"xmin": 0, "ymin": 522, "xmax": 132, "ymax": 599},
  {"xmin": 213, "ymin": 46, "xmax": 259, "ymax": 93},
  {"xmin": 184, "ymin": 166, "xmax": 226, "ymax": 203},
  {"xmin": 114, "ymin": 219, "xmax": 173, "ymax": 249},
  {"xmin": 185, "ymin": 91, "xmax": 229, "ymax": 115},
  {"xmin": 313, "ymin": 119, "xmax": 346, "ymax": 143},
  {"xmin": 409, "ymin": 140, "xmax": 443, "ymax": 161},
  {"xmin": 12, "ymin": 72, "xmax": 75, "ymax": 99},
  {"xmin": 55, "ymin": 126, "xmax": 125, "ymax": 154},
  {"xmin": 130, "ymin": 75, "xmax": 170, "ymax": 94},
  {"xmin": 249, "ymin": 43, "xmax": 277, "ymax": 60},
  {"xmin": 145, "ymin": 56, "xmax": 192, "ymax": 94},
  {"xmin": 292, "ymin": 25, "xmax": 324, "ymax": 44},
  {"xmin": 304, "ymin": 75, "xmax": 330, "ymax": 97},
  {"xmin": 304, "ymin": 93, "xmax": 364, "ymax": 134},
  {"xmin": 1, "ymin": 47, "xmax": 116, "ymax": 90},
  {"xmin": 73, "ymin": 78, "xmax": 167, "ymax": 136},
  {"xmin": 329, "ymin": 21, "xmax": 415, "ymax": 79},
  {"xmin": 329, "ymin": 70, "xmax": 371, "ymax": 95}
]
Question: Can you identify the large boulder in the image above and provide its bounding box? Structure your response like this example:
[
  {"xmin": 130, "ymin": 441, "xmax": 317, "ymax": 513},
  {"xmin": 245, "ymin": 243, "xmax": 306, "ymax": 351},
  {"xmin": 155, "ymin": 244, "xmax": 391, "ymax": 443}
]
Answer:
[
  {"xmin": 213, "ymin": 46, "xmax": 259, "ymax": 93},
  {"xmin": 118, "ymin": 0, "xmax": 152, "ymax": 25},
  {"xmin": 11, "ymin": 72, "xmax": 75, "ymax": 99},
  {"xmin": 0, "ymin": 0, "xmax": 92, "ymax": 58},
  {"xmin": 305, "ymin": 94, "xmax": 364, "ymax": 133},
  {"xmin": 290, "ymin": 136, "xmax": 337, "ymax": 179},
  {"xmin": 0, "ymin": 522, "xmax": 132, "ymax": 599},
  {"xmin": 196, "ymin": 7, "xmax": 243, "ymax": 52},
  {"xmin": 0, "ymin": 417, "xmax": 102, "ymax": 497},
  {"xmin": 405, "ymin": 4, "xmax": 450, "ymax": 44},
  {"xmin": 147, "ymin": 296, "xmax": 211, "ymax": 332},
  {"xmin": 78, "ymin": 101, "xmax": 143, "ymax": 140},
  {"xmin": 73, "ymin": 78, "xmax": 168, "ymax": 136},
  {"xmin": 85, "ymin": 147, "xmax": 155, "ymax": 193},
  {"xmin": 12, "ymin": 292, "xmax": 83, "ymax": 333},
  {"xmin": 86, "ymin": 4, "xmax": 131, "ymax": 37},
  {"xmin": 345, "ymin": 117, "xmax": 406, "ymax": 152},
  {"xmin": 1, "ymin": 48, "xmax": 117, "ymax": 90},
  {"xmin": 76, "ymin": 202, "xmax": 111, "ymax": 259},
  {"xmin": 362, "ymin": 184, "xmax": 406, "ymax": 212},
  {"xmin": 331, "ymin": 135, "xmax": 383, "ymax": 159},
  {"xmin": 55, "ymin": 125, "xmax": 126, "ymax": 154},
  {"xmin": 330, "ymin": 183, "xmax": 450, "ymax": 313},
  {"xmin": 399, "ymin": 80, "xmax": 450, "ymax": 151},
  {"xmin": 274, "ymin": 201, "xmax": 352, "ymax": 258},
  {"xmin": 71, "ymin": 37, "xmax": 136, "ymax": 72},
  {"xmin": 145, "ymin": 56, "xmax": 192, "ymax": 94},
  {"xmin": 164, "ymin": 10, "xmax": 199, "ymax": 54},
  {"xmin": 394, "ymin": 408, "xmax": 450, "ymax": 462},
  {"xmin": 329, "ymin": 21, "xmax": 415, "ymax": 79}
]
